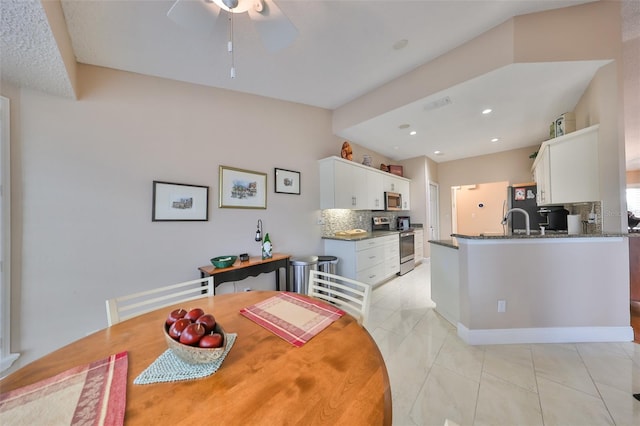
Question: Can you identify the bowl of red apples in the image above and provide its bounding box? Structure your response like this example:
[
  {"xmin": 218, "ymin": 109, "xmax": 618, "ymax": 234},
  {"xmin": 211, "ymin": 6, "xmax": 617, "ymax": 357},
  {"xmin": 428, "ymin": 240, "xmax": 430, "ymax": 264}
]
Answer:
[{"xmin": 164, "ymin": 307, "xmax": 227, "ymax": 364}]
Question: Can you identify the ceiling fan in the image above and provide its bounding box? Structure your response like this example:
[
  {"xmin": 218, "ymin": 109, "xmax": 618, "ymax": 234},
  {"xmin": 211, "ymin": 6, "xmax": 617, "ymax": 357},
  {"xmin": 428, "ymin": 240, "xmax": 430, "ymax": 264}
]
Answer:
[{"xmin": 167, "ymin": 0, "xmax": 298, "ymax": 52}]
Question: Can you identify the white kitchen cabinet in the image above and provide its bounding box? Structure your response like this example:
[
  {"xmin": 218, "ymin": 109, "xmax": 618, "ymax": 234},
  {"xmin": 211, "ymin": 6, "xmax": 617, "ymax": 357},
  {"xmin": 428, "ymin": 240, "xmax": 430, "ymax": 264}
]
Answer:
[
  {"xmin": 324, "ymin": 234, "xmax": 399, "ymax": 286},
  {"xmin": 414, "ymin": 229, "xmax": 424, "ymax": 264},
  {"xmin": 397, "ymin": 179, "xmax": 411, "ymax": 210},
  {"xmin": 532, "ymin": 124, "xmax": 599, "ymax": 206},
  {"xmin": 367, "ymin": 171, "xmax": 384, "ymax": 210},
  {"xmin": 383, "ymin": 175, "xmax": 411, "ymax": 210},
  {"xmin": 333, "ymin": 159, "xmax": 369, "ymax": 209},
  {"xmin": 534, "ymin": 147, "xmax": 550, "ymax": 205},
  {"xmin": 320, "ymin": 156, "xmax": 410, "ymax": 210}
]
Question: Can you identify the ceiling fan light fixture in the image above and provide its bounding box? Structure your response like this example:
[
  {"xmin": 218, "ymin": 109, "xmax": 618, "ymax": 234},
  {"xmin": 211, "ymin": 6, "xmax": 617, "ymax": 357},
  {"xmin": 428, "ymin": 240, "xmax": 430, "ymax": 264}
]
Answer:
[{"xmin": 214, "ymin": 0, "xmax": 247, "ymax": 13}]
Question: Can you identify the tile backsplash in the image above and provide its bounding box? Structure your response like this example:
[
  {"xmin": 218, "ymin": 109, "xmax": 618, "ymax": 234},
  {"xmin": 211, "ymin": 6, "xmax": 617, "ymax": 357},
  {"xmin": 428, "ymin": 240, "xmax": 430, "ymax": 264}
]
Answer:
[
  {"xmin": 321, "ymin": 210, "xmax": 401, "ymax": 236},
  {"xmin": 566, "ymin": 201, "xmax": 602, "ymax": 234}
]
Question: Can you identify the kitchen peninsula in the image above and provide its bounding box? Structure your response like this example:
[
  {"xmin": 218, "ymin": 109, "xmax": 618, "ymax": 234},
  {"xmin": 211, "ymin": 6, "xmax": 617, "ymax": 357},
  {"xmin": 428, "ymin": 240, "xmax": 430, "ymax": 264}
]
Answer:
[{"xmin": 429, "ymin": 233, "xmax": 633, "ymax": 345}]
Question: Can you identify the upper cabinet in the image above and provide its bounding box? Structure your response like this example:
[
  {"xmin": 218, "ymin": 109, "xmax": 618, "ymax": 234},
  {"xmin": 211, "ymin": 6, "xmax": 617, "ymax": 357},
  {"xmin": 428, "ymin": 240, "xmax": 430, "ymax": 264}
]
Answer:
[
  {"xmin": 383, "ymin": 175, "xmax": 410, "ymax": 210},
  {"xmin": 319, "ymin": 156, "xmax": 411, "ymax": 210},
  {"xmin": 532, "ymin": 125, "xmax": 599, "ymax": 206}
]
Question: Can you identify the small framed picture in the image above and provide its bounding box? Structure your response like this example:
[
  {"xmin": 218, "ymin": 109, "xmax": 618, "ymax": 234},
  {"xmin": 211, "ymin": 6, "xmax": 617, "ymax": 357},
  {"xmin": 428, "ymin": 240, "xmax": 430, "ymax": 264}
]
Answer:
[
  {"xmin": 152, "ymin": 181, "xmax": 209, "ymax": 221},
  {"xmin": 219, "ymin": 166, "xmax": 267, "ymax": 209},
  {"xmin": 514, "ymin": 187, "xmax": 526, "ymax": 201},
  {"xmin": 274, "ymin": 168, "xmax": 300, "ymax": 195}
]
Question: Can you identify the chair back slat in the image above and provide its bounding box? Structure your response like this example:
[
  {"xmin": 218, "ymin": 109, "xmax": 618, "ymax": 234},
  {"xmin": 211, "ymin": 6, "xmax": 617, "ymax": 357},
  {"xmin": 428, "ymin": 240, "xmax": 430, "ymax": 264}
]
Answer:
[
  {"xmin": 105, "ymin": 276, "xmax": 214, "ymax": 326},
  {"xmin": 307, "ymin": 270, "xmax": 372, "ymax": 326}
]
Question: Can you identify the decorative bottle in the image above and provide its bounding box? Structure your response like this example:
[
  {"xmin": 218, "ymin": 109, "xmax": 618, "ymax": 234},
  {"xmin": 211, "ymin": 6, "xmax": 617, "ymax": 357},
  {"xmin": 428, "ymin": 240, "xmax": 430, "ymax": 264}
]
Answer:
[{"xmin": 262, "ymin": 233, "xmax": 272, "ymax": 260}]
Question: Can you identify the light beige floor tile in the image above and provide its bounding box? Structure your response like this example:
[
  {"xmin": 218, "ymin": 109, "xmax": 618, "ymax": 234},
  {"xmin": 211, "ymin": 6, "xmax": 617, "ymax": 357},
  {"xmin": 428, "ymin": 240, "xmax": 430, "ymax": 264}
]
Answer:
[
  {"xmin": 537, "ymin": 376, "xmax": 615, "ymax": 426},
  {"xmin": 371, "ymin": 261, "xmax": 640, "ymax": 426},
  {"xmin": 392, "ymin": 406, "xmax": 419, "ymax": 426},
  {"xmin": 619, "ymin": 342, "xmax": 640, "ymax": 367},
  {"xmin": 378, "ymin": 307, "xmax": 429, "ymax": 339},
  {"xmin": 578, "ymin": 346, "xmax": 640, "ymax": 393},
  {"xmin": 474, "ymin": 372, "xmax": 543, "ymax": 426},
  {"xmin": 532, "ymin": 343, "xmax": 599, "ymax": 396},
  {"xmin": 413, "ymin": 309, "xmax": 456, "ymax": 340},
  {"xmin": 595, "ymin": 380, "xmax": 640, "ymax": 426},
  {"xmin": 409, "ymin": 364, "xmax": 479, "ymax": 426},
  {"xmin": 482, "ymin": 346, "xmax": 537, "ymax": 393},
  {"xmin": 387, "ymin": 328, "xmax": 447, "ymax": 404},
  {"xmin": 370, "ymin": 327, "xmax": 408, "ymax": 361},
  {"xmin": 434, "ymin": 334, "xmax": 485, "ymax": 383},
  {"xmin": 367, "ymin": 304, "xmax": 397, "ymax": 332}
]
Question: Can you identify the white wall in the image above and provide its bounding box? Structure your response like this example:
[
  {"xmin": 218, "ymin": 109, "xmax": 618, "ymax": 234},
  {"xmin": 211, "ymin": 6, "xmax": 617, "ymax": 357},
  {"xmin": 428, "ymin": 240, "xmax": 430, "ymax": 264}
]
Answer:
[{"xmin": 3, "ymin": 64, "xmax": 342, "ymax": 372}]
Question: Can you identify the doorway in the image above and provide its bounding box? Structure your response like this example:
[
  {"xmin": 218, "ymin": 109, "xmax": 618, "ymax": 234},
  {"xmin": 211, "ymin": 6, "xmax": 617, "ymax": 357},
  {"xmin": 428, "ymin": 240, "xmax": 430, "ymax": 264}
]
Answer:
[
  {"xmin": 451, "ymin": 181, "xmax": 509, "ymax": 236},
  {"xmin": 428, "ymin": 181, "xmax": 439, "ymax": 240}
]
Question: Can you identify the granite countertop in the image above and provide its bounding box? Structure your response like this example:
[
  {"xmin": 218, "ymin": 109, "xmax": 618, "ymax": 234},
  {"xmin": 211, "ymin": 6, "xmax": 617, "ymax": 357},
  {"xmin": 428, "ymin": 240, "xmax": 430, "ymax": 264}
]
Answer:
[
  {"xmin": 451, "ymin": 232, "xmax": 631, "ymax": 240},
  {"xmin": 322, "ymin": 230, "xmax": 400, "ymax": 241},
  {"xmin": 428, "ymin": 239, "xmax": 459, "ymax": 249}
]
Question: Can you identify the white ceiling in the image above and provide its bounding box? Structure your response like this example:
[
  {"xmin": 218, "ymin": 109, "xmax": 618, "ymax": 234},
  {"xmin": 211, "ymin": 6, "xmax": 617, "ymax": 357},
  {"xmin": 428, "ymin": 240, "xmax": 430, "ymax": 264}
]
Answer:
[{"xmin": 1, "ymin": 0, "xmax": 638, "ymax": 168}]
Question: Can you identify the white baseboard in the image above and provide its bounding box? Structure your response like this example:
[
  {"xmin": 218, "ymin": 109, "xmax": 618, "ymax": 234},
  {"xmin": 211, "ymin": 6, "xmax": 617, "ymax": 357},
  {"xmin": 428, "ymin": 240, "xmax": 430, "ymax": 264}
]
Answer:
[
  {"xmin": 0, "ymin": 352, "xmax": 20, "ymax": 376},
  {"xmin": 457, "ymin": 324, "xmax": 634, "ymax": 345}
]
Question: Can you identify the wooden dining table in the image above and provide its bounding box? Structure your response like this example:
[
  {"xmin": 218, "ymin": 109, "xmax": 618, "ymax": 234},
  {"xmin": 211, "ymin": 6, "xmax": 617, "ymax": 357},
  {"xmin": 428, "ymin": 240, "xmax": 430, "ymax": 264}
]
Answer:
[{"xmin": 0, "ymin": 291, "xmax": 391, "ymax": 425}]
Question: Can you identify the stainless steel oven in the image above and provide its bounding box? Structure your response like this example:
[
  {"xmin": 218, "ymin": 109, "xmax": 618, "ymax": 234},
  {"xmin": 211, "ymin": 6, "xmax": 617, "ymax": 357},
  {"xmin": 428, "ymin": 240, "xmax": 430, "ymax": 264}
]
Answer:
[{"xmin": 399, "ymin": 230, "xmax": 415, "ymax": 275}]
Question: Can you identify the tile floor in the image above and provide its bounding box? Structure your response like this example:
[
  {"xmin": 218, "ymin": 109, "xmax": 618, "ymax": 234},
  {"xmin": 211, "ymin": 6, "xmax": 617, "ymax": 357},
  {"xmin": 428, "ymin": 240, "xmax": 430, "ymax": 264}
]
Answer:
[{"xmin": 367, "ymin": 260, "xmax": 640, "ymax": 426}]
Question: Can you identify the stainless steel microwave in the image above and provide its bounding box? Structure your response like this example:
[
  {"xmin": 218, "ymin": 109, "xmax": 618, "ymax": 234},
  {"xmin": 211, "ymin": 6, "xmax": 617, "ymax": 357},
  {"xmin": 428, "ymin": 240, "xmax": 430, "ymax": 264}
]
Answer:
[{"xmin": 384, "ymin": 192, "xmax": 402, "ymax": 211}]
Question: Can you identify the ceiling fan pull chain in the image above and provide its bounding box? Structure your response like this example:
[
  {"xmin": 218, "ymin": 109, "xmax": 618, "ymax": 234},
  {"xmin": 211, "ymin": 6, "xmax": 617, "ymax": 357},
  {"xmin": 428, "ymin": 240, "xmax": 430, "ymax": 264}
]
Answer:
[{"xmin": 228, "ymin": 10, "xmax": 236, "ymax": 78}]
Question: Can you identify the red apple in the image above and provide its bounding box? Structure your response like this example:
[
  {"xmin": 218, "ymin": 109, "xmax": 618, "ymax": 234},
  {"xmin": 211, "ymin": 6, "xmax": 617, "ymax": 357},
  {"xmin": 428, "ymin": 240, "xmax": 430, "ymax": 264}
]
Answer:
[
  {"xmin": 168, "ymin": 318, "xmax": 191, "ymax": 340},
  {"xmin": 179, "ymin": 323, "xmax": 206, "ymax": 346},
  {"xmin": 166, "ymin": 308, "xmax": 187, "ymax": 325},
  {"xmin": 199, "ymin": 333, "xmax": 224, "ymax": 348},
  {"xmin": 195, "ymin": 314, "xmax": 216, "ymax": 333},
  {"xmin": 185, "ymin": 308, "xmax": 205, "ymax": 322}
]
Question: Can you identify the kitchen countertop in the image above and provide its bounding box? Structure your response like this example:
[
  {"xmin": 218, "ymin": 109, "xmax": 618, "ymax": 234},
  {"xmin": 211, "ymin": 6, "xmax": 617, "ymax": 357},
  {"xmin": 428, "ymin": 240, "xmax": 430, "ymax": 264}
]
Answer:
[
  {"xmin": 322, "ymin": 230, "xmax": 400, "ymax": 241},
  {"xmin": 429, "ymin": 239, "xmax": 459, "ymax": 249},
  {"xmin": 451, "ymin": 232, "xmax": 631, "ymax": 240}
]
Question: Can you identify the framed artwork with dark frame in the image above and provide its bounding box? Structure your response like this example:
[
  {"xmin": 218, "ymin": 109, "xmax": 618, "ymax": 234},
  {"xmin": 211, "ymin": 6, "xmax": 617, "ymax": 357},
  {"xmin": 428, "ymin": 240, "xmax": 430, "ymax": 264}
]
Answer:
[
  {"xmin": 274, "ymin": 168, "xmax": 300, "ymax": 195},
  {"xmin": 219, "ymin": 166, "xmax": 267, "ymax": 209},
  {"xmin": 152, "ymin": 181, "xmax": 209, "ymax": 221}
]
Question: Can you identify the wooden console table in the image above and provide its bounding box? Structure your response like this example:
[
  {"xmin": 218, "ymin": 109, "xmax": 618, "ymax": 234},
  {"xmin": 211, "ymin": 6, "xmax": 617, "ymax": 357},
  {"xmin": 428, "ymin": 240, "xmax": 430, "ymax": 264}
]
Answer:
[{"xmin": 198, "ymin": 253, "xmax": 290, "ymax": 294}]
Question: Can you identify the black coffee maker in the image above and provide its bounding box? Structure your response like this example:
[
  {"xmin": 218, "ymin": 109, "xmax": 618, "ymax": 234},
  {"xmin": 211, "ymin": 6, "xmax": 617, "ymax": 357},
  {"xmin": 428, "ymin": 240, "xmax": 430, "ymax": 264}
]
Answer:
[{"xmin": 538, "ymin": 207, "xmax": 569, "ymax": 231}]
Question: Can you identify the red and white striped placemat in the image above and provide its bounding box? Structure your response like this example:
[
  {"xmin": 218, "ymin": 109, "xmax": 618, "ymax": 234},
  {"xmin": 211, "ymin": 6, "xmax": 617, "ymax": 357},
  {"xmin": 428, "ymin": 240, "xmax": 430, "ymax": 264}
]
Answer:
[
  {"xmin": 0, "ymin": 352, "xmax": 128, "ymax": 426},
  {"xmin": 240, "ymin": 292, "xmax": 344, "ymax": 347}
]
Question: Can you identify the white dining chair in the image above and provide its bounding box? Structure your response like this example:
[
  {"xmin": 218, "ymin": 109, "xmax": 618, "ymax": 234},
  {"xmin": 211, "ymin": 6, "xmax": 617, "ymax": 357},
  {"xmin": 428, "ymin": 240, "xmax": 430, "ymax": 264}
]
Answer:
[
  {"xmin": 307, "ymin": 270, "xmax": 372, "ymax": 326},
  {"xmin": 105, "ymin": 276, "xmax": 214, "ymax": 326}
]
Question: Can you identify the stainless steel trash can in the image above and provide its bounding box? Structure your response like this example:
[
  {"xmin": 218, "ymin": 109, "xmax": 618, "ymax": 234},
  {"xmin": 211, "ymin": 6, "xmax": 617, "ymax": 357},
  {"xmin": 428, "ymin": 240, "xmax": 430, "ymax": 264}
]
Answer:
[
  {"xmin": 317, "ymin": 256, "xmax": 339, "ymax": 276},
  {"xmin": 289, "ymin": 256, "xmax": 318, "ymax": 294}
]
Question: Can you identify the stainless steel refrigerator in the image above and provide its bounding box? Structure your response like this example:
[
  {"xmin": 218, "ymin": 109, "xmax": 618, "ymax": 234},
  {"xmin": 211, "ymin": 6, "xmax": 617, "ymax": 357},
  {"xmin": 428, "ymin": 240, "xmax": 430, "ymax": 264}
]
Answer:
[{"xmin": 508, "ymin": 184, "xmax": 543, "ymax": 233}]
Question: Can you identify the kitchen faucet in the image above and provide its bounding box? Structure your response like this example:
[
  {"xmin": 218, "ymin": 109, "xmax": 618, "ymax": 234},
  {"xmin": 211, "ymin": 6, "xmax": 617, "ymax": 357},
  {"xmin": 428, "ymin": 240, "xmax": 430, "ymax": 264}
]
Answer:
[{"xmin": 502, "ymin": 208, "xmax": 530, "ymax": 235}]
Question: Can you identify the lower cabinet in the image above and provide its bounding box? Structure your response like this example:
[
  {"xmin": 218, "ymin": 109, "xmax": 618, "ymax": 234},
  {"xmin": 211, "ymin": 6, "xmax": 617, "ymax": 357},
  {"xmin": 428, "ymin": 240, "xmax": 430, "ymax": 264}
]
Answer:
[{"xmin": 324, "ymin": 234, "xmax": 399, "ymax": 286}]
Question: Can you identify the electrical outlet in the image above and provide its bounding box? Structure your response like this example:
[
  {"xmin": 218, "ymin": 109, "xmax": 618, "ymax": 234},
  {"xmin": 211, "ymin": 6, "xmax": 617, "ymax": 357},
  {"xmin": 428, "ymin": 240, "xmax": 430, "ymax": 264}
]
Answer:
[{"xmin": 497, "ymin": 300, "xmax": 506, "ymax": 313}]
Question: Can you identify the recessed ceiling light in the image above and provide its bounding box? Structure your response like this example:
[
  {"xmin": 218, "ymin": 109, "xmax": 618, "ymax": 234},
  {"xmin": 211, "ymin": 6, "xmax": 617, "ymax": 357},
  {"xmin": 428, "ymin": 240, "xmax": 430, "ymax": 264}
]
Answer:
[
  {"xmin": 409, "ymin": 131, "xmax": 417, "ymax": 136},
  {"xmin": 394, "ymin": 146, "xmax": 400, "ymax": 150},
  {"xmin": 393, "ymin": 39, "xmax": 408, "ymax": 50},
  {"xmin": 398, "ymin": 123, "xmax": 410, "ymax": 129},
  {"xmin": 434, "ymin": 150, "xmax": 443, "ymax": 156},
  {"xmin": 482, "ymin": 108, "xmax": 492, "ymax": 115},
  {"xmin": 491, "ymin": 138, "xmax": 499, "ymax": 142}
]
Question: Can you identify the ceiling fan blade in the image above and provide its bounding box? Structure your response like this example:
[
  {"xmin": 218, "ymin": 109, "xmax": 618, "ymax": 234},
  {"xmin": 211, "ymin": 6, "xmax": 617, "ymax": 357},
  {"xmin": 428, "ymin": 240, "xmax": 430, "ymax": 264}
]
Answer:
[
  {"xmin": 247, "ymin": 0, "xmax": 298, "ymax": 52},
  {"xmin": 167, "ymin": 0, "xmax": 221, "ymax": 35}
]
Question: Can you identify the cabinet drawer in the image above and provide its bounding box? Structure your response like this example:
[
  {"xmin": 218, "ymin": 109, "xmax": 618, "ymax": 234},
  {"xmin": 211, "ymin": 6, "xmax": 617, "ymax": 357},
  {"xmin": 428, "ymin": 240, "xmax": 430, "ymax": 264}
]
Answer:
[
  {"xmin": 357, "ymin": 264, "xmax": 384, "ymax": 286},
  {"xmin": 356, "ymin": 246, "xmax": 383, "ymax": 271},
  {"xmin": 356, "ymin": 238, "xmax": 385, "ymax": 251}
]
